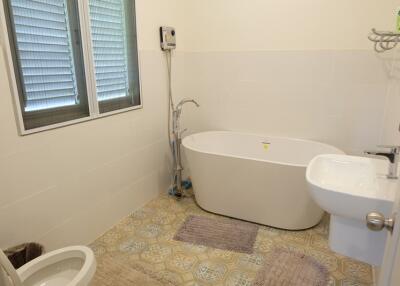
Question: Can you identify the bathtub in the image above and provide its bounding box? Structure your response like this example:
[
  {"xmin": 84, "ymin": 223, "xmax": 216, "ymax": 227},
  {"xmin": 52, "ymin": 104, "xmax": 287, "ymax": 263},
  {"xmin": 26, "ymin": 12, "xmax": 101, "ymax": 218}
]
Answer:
[{"xmin": 182, "ymin": 131, "xmax": 344, "ymax": 230}]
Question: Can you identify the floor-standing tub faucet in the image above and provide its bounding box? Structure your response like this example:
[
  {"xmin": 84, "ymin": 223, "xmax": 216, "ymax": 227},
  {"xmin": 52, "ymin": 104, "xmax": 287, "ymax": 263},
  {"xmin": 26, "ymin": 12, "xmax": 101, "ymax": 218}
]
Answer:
[
  {"xmin": 171, "ymin": 99, "xmax": 200, "ymax": 198},
  {"xmin": 365, "ymin": 145, "xmax": 400, "ymax": 179}
]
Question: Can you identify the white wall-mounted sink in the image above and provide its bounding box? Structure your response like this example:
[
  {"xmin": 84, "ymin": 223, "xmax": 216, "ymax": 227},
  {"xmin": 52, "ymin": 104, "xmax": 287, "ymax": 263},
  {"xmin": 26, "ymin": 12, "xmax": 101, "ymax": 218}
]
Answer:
[{"xmin": 306, "ymin": 154, "xmax": 397, "ymax": 266}]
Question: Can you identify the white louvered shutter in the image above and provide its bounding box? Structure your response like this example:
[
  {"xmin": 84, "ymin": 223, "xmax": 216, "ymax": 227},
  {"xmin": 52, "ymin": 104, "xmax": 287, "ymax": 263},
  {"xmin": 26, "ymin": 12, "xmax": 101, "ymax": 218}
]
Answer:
[
  {"xmin": 3, "ymin": 0, "xmax": 140, "ymax": 132},
  {"xmin": 9, "ymin": 0, "xmax": 79, "ymax": 112},
  {"xmin": 89, "ymin": 0, "xmax": 130, "ymax": 102}
]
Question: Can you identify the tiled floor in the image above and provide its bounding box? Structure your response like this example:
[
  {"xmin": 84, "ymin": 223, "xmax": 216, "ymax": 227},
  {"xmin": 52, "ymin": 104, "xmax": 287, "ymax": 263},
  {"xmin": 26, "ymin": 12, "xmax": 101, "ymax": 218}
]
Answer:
[{"xmin": 89, "ymin": 192, "xmax": 374, "ymax": 286}]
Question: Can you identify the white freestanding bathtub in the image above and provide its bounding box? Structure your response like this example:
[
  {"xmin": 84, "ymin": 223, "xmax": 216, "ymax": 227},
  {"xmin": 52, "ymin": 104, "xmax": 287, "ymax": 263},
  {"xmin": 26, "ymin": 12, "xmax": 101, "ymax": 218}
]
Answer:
[{"xmin": 182, "ymin": 131, "xmax": 344, "ymax": 230}]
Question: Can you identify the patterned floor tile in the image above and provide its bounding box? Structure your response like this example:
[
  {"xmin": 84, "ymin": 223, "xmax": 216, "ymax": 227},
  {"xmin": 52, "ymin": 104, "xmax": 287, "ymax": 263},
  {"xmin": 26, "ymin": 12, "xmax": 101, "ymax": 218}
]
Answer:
[{"xmin": 90, "ymin": 192, "xmax": 374, "ymax": 285}]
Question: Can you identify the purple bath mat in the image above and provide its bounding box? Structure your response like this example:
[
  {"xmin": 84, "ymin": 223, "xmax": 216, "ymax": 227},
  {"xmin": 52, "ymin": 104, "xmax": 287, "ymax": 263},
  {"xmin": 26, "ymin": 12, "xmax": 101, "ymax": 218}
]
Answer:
[
  {"xmin": 252, "ymin": 248, "xmax": 329, "ymax": 286},
  {"xmin": 174, "ymin": 215, "xmax": 259, "ymax": 254}
]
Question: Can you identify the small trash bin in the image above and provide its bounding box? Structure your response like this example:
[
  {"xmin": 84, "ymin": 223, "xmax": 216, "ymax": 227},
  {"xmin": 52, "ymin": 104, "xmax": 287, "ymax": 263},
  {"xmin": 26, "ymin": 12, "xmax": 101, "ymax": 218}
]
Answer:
[{"xmin": 4, "ymin": 243, "xmax": 43, "ymax": 269}]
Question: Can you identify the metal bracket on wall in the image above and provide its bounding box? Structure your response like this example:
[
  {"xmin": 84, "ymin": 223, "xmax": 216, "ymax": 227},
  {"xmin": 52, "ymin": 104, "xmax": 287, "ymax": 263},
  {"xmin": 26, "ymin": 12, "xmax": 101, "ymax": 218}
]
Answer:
[{"xmin": 368, "ymin": 28, "xmax": 400, "ymax": 53}]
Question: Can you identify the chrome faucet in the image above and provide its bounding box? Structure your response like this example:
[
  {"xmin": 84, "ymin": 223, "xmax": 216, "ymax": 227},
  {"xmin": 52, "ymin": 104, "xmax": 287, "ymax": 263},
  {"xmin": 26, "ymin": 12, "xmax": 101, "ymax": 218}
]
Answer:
[
  {"xmin": 173, "ymin": 99, "xmax": 200, "ymax": 139},
  {"xmin": 175, "ymin": 99, "xmax": 200, "ymax": 120},
  {"xmin": 365, "ymin": 145, "xmax": 400, "ymax": 179},
  {"xmin": 171, "ymin": 98, "xmax": 200, "ymax": 198}
]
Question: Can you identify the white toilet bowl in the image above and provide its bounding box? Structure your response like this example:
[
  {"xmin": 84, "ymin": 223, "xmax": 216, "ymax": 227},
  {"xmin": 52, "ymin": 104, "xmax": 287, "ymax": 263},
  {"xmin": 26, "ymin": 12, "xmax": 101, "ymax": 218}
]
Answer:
[{"xmin": 0, "ymin": 246, "xmax": 96, "ymax": 286}]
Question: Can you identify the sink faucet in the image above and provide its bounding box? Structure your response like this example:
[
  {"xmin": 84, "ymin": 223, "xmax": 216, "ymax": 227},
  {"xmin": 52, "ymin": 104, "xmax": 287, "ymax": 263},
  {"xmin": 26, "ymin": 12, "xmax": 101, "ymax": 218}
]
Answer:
[{"xmin": 364, "ymin": 145, "xmax": 400, "ymax": 179}]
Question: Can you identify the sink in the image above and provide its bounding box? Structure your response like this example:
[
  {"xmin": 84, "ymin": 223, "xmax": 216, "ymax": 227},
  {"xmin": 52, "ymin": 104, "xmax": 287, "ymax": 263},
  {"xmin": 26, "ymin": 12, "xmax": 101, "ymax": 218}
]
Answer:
[
  {"xmin": 306, "ymin": 154, "xmax": 397, "ymax": 266},
  {"xmin": 307, "ymin": 154, "xmax": 396, "ymax": 220}
]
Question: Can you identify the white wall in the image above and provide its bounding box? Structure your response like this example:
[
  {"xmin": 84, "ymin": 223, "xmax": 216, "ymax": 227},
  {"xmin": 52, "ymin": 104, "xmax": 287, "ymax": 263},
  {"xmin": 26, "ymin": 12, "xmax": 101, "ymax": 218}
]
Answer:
[
  {"xmin": 180, "ymin": 0, "xmax": 400, "ymax": 155},
  {"xmin": 380, "ymin": 49, "xmax": 400, "ymax": 145},
  {"xmin": 0, "ymin": 0, "xmax": 185, "ymax": 250},
  {"xmin": 183, "ymin": 0, "xmax": 399, "ymax": 51}
]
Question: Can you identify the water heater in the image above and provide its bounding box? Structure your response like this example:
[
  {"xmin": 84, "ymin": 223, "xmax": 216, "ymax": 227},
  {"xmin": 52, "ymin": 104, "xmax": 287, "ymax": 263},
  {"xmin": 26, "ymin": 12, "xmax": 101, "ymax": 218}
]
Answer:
[{"xmin": 160, "ymin": 26, "xmax": 176, "ymax": 51}]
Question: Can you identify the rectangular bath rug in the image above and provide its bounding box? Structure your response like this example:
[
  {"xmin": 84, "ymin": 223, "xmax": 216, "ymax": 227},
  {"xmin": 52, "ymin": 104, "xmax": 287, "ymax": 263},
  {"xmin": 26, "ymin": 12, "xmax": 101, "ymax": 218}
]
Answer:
[
  {"xmin": 252, "ymin": 248, "xmax": 329, "ymax": 286},
  {"xmin": 174, "ymin": 215, "xmax": 259, "ymax": 254},
  {"xmin": 92, "ymin": 254, "xmax": 177, "ymax": 286}
]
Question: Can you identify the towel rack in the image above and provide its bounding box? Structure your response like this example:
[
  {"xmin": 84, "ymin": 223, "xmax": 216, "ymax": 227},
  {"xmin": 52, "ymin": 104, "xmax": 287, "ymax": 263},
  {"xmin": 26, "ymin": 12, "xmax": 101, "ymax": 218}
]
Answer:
[{"xmin": 368, "ymin": 29, "xmax": 400, "ymax": 53}]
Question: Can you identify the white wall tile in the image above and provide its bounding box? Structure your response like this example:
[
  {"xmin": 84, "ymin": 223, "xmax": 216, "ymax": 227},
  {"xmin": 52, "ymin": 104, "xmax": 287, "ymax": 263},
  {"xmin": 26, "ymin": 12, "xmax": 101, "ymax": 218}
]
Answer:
[
  {"xmin": 182, "ymin": 51, "xmax": 391, "ymax": 155},
  {"xmin": 36, "ymin": 172, "xmax": 159, "ymax": 250}
]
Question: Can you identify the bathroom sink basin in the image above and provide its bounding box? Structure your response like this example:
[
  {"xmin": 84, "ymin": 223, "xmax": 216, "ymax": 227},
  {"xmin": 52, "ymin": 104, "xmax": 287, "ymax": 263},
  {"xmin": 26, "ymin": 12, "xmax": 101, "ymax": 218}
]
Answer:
[
  {"xmin": 306, "ymin": 154, "xmax": 397, "ymax": 266},
  {"xmin": 306, "ymin": 154, "xmax": 396, "ymax": 220}
]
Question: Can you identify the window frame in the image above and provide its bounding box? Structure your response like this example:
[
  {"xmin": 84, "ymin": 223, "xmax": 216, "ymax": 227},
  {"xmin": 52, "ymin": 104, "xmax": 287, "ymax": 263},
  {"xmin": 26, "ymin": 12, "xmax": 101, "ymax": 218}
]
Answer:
[{"xmin": 0, "ymin": 0, "xmax": 143, "ymax": 135}]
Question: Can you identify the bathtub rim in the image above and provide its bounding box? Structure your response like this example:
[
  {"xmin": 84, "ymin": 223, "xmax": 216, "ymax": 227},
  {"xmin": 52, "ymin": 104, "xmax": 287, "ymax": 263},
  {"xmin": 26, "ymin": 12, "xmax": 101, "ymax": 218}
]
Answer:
[{"xmin": 182, "ymin": 130, "xmax": 344, "ymax": 168}]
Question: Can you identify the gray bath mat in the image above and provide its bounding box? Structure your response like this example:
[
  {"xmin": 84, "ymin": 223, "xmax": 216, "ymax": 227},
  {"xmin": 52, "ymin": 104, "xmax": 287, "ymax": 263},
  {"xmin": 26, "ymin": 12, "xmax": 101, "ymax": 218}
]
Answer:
[
  {"xmin": 252, "ymin": 248, "xmax": 329, "ymax": 286},
  {"xmin": 174, "ymin": 215, "xmax": 259, "ymax": 253}
]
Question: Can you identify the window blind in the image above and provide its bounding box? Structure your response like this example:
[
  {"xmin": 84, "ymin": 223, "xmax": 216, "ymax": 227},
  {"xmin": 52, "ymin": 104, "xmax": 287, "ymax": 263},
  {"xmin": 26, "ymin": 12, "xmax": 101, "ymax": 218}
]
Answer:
[
  {"xmin": 9, "ymin": 0, "xmax": 79, "ymax": 112},
  {"xmin": 89, "ymin": 0, "xmax": 130, "ymax": 102}
]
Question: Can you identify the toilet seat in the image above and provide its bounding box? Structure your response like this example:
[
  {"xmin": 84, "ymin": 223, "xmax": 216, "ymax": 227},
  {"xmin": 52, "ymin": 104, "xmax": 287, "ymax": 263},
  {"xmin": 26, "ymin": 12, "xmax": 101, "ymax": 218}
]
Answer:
[{"xmin": 0, "ymin": 246, "xmax": 96, "ymax": 286}]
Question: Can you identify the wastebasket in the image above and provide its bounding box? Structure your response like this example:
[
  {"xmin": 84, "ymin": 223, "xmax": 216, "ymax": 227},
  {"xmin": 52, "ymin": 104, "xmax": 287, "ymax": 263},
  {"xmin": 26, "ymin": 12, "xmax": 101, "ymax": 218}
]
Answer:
[{"xmin": 4, "ymin": 243, "xmax": 43, "ymax": 269}]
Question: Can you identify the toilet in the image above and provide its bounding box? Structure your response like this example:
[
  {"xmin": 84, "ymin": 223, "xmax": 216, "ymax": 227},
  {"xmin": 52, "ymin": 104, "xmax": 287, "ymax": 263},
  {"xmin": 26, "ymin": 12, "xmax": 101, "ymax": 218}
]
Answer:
[{"xmin": 0, "ymin": 246, "xmax": 96, "ymax": 286}]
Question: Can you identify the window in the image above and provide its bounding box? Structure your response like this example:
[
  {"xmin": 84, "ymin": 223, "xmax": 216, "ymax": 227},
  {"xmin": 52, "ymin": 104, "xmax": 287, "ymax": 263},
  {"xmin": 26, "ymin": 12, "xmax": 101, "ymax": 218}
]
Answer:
[
  {"xmin": 1, "ymin": 0, "xmax": 141, "ymax": 133},
  {"xmin": 89, "ymin": 0, "xmax": 140, "ymax": 114}
]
